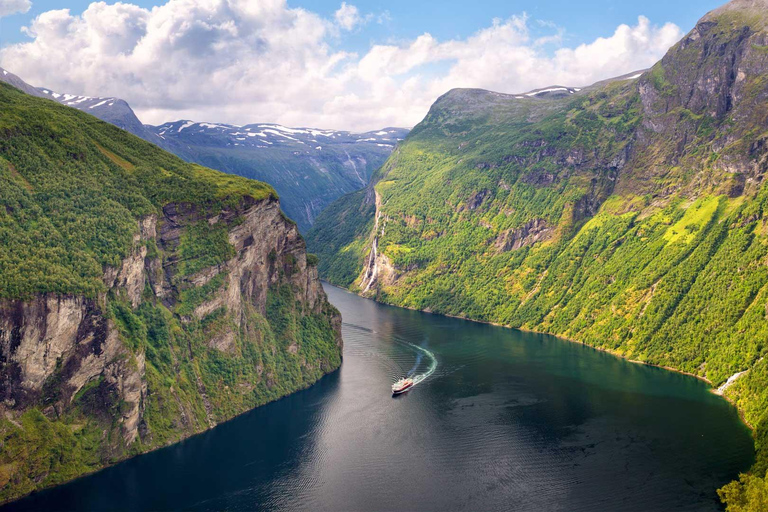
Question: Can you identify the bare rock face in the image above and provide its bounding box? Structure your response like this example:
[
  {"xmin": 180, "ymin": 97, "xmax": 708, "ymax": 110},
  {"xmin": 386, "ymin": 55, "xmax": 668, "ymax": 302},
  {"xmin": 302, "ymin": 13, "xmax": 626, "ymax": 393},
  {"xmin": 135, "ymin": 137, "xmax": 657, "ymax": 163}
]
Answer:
[
  {"xmin": 225, "ymin": 199, "xmax": 325, "ymax": 317},
  {"xmin": 0, "ymin": 295, "xmax": 145, "ymax": 443},
  {"xmin": 495, "ymin": 219, "xmax": 554, "ymax": 252},
  {"xmin": 105, "ymin": 351, "xmax": 146, "ymax": 444},
  {"xmin": 0, "ymin": 195, "xmax": 340, "ymax": 449},
  {"xmin": 628, "ymin": 3, "xmax": 768, "ymax": 198},
  {"xmin": 104, "ymin": 216, "xmax": 157, "ymax": 308}
]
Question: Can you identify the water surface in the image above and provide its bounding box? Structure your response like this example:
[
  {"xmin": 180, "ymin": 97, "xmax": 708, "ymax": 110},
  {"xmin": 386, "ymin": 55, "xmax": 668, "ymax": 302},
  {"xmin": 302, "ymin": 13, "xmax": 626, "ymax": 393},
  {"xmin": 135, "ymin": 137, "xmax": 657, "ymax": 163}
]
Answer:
[{"xmin": 4, "ymin": 284, "xmax": 754, "ymax": 511}]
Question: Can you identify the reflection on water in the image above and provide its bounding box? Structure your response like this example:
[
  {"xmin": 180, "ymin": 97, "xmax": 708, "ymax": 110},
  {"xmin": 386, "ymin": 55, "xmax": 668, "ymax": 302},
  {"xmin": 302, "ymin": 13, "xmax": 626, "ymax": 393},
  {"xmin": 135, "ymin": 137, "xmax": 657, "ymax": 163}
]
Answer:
[{"xmin": 3, "ymin": 284, "xmax": 754, "ymax": 511}]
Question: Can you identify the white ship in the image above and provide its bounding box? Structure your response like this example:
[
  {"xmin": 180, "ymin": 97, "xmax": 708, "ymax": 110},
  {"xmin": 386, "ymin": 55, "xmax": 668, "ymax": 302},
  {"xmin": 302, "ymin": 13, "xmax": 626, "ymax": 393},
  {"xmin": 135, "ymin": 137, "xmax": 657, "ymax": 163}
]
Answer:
[{"xmin": 392, "ymin": 377, "xmax": 414, "ymax": 395}]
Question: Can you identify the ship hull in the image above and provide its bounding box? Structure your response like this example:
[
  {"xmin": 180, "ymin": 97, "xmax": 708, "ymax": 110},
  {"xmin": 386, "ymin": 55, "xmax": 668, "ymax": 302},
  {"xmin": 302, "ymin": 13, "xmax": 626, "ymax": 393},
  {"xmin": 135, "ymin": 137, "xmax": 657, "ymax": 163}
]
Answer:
[{"xmin": 392, "ymin": 383, "xmax": 414, "ymax": 395}]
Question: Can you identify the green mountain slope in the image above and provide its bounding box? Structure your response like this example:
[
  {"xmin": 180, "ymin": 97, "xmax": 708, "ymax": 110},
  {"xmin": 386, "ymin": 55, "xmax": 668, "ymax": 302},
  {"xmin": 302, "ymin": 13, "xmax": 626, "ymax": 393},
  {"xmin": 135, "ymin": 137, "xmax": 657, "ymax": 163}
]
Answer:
[
  {"xmin": 0, "ymin": 68, "xmax": 408, "ymax": 233},
  {"xmin": 307, "ymin": 1, "xmax": 768, "ymax": 508},
  {"xmin": 0, "ymin": 82, "xmax": 342, "ymax": 503}
]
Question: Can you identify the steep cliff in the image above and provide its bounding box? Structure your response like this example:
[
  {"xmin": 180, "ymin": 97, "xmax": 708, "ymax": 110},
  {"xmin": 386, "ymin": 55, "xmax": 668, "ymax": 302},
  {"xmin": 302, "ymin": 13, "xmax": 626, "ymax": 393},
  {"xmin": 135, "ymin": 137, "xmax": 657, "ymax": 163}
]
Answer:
[
  {"xmin": 0, "ymin": 81, "xmax": 342, "ymax": 503},
  {"xmin": 307, "ymin": 1, "xmax": 768, "ymax": 508}
]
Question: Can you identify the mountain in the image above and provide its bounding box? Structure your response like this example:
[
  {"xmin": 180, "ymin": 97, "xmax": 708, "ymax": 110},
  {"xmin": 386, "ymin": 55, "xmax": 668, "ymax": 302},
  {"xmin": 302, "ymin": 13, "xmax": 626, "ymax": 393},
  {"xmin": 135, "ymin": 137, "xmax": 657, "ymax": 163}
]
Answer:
[
  {"xmin": 307, "ymin": 1, "xmax": 768, "ymax": 508},
  {"xmin": 0, "ymin": 68, "xmax": 47, "ymax": 98},
  {"xmin": 37, "ymin": 87, "xmax": 170, "ymax": 149},
  {"xmin": 0, "ymin": 68, "xmax": 170, "ymax": 150},
  {"xmin": 148, "ymin": 121, "xmax": 408, "ymax": 230},
  {"xmin": 0, "ymin": 68, "xmax": 407, "ymax": 231},
  {"xmin": 0, "ymin": 80, "xmax": 342, "ymax": 504}
]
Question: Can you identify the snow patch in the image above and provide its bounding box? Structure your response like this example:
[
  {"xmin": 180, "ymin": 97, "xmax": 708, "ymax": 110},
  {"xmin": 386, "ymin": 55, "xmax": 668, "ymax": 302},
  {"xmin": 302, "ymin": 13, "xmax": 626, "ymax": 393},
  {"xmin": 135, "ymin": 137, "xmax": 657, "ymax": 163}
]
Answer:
[
  {"xmin": 258, "ymin": 124, "xmax": 308, "ymax": 135},
  {"xmin": 178, "ymin": 121, "xmax": 196, "ymax": 132},
  {"xmin": 199, "ymin": 123, "xmax": 233, "ymax": 130},
  {"xmin": 262, "ymin": 128, "xmax": 303, "ymax": 142},
  {"xmin": 525, "ymin": 87, "xmax": 572, "ymax": 97}
]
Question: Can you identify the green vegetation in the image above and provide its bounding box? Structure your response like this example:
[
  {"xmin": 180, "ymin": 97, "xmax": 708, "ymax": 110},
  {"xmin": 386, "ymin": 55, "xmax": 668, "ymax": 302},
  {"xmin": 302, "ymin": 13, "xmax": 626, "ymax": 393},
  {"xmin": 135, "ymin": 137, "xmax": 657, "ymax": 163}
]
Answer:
[
  {"xmin": 306, "ymin": 188, "xmax": 376, "ymax": 286},
  {"xmin": 0, "ymin": 410, "xmax": 106, "ymax": 500},
  {"xmin": 0, "ymin": 82, "xmax": 274, "ymax": 300},
  {"xmin": 718, "ymin": 471, "xmax": 768, "ymax": 512},
  {"xmin": 178, "ymin": 221, "xmax": 236, "ymax": 277},
  {"xmin": 151, "ymin": 127, "xmax": 406, "ymax": 231},
  {"xmin": 0, "ymin": 81, "xmax": 340, "ymax": 504},
  {"xmin": 308, "ymin": 6, "xmax": 768, "ymax": 509}
]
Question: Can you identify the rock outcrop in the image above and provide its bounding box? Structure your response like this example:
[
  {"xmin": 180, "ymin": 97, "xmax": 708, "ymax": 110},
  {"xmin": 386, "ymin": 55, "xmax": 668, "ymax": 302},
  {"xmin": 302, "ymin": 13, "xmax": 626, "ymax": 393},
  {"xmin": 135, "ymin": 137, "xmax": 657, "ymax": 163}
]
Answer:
[
  {"xmin": 0, "ymin": 196, "xmax": 341, "ymax": 502},
  {"xmin": 0, "ymin": 293, "xmax": 146, "ymax": 444},
  {"xmin": 495, "ymin": 219, "xmax": 553, "ymax": 252}
]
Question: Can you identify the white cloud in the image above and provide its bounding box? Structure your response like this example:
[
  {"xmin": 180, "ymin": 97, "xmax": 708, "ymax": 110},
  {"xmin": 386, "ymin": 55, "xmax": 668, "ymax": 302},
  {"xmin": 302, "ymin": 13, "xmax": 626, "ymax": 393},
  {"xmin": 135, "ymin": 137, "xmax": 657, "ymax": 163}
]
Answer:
[
  {"xmin": 0, "ymin": 0, "xmax": 32, "ymax": 17},
  {"xmin": 0, "ymin": 1, "xmax": 683, "ymax": 132},
  {"xmin": 335, "ymin": 2, "xmax": 361, "ymax": 31}
]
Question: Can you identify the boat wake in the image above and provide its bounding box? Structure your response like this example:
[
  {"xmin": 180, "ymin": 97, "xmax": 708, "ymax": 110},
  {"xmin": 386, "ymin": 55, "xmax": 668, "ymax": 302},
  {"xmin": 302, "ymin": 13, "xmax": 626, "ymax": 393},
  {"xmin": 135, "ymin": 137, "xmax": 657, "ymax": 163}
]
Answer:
[{"xmin": 403, "ymin": 342, "xmax": 437, "ymax": 387}]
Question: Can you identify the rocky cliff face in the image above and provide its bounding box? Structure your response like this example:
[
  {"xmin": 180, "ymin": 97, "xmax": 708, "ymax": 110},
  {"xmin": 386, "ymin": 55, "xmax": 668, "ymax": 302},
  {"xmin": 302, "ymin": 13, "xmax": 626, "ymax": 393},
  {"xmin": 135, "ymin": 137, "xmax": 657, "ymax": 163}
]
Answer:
[
  {"xmin": 624, "ymin": 0, "xmax": 768, "ymax": 200},
  {"xmin": 0, "ymin": 194, "xmax": 341, "ymax": 502},
  {"xmin": 0, "ymin": 80, "xmax": 342, "ymax": 503},
  {"xmin": 0, "ymin": 295, "xmax": 144, "ymax": 444}
]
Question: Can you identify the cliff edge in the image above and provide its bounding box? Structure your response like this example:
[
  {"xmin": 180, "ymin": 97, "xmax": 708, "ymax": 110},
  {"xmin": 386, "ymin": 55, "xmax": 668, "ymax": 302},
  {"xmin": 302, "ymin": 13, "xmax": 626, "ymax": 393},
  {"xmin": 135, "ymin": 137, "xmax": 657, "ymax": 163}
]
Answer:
[{"xmin": 0, "ymin": 81, "xmax": 342, "ymax": 503}]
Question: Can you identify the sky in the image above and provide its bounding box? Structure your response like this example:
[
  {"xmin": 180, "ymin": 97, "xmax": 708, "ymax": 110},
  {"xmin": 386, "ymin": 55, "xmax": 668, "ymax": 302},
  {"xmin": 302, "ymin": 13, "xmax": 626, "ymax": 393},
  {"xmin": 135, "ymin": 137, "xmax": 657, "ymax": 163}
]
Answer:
[{"xmin": 0, "ymin": 0, "xmax": 724, "ymax": 131}]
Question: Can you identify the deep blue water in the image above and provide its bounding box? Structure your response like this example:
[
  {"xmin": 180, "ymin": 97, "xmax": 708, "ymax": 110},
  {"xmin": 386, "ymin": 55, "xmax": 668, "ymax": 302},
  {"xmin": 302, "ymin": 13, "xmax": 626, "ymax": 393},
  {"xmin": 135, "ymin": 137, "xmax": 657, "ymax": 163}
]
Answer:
[{"xmin": 4, "ymin": 284, "xmax": 754, "ymax": 511}]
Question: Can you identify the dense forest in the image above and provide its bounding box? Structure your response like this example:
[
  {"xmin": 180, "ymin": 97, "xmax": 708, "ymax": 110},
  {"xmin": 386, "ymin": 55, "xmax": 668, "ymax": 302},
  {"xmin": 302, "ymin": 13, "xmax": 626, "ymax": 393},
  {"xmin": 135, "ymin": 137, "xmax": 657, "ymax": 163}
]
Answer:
[
  {"xmin": 307, "ymin": 2, "xmax": 768, "ymax": 509},
  {"xmin": 0, "ymin": 82, "xmax": 342, "ymax": 503}
]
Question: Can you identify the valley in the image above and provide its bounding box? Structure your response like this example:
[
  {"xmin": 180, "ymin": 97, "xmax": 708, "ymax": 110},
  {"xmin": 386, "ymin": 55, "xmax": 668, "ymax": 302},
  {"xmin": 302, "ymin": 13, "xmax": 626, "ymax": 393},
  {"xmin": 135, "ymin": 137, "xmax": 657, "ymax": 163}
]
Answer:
[
  {"xmin": 1, "ymin": 0, "xmax": 768, "ymax": 509},
  {"xmin": 307, "ymin": 1, "xmax": 768, "ymax": 508},
  {"xmin": 0, "ymin": 67, "xmax": 408, "ymax": 231}
]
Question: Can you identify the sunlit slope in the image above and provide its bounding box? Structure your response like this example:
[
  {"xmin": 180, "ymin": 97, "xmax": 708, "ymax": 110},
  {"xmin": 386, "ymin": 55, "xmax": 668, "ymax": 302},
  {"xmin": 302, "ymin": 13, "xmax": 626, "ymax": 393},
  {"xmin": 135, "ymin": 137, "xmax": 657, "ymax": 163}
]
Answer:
[
  {"xmin": 0, "ymin": 81, "xmax": 275, "ymax": 299},
  {"xmin": 308, "ymin": 3, "xmax": 768, "ymax": 506},
  {"xmin": 0, "ymin": 80, "xmax": 341, "ymax": 504}
]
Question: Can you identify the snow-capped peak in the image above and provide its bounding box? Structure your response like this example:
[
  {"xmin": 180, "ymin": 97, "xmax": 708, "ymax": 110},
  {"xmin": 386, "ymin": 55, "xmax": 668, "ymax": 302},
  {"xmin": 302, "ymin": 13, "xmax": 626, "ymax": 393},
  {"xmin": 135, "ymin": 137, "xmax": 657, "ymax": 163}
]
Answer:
[{"xmin": 148, "ymin": 121, "xmax": 408, "ymax": 151}]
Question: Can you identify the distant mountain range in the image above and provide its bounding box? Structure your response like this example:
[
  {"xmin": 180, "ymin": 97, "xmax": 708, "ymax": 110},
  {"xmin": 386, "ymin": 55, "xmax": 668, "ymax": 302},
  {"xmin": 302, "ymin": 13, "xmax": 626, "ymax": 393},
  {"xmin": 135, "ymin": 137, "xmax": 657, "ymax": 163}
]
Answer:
[
  {"xmin": 0, "ymin": 67, "xmax": 408, "ymax": 231},
  {"xmin": 147, "ymin": 121, "xmax": 408, "ymax": 230}
]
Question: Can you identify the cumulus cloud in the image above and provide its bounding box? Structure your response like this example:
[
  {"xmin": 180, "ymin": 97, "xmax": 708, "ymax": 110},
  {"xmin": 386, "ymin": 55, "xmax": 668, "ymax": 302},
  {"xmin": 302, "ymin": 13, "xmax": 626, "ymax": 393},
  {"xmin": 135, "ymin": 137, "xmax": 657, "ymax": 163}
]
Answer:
[
  {"xmin": 335, "ymin": 2, "xmax": 362, "ymax": 31},
  {"xmin": 0, "ymin": 0, "xmax": 683, "ymax": 131},
  {"xmin": 0, "ymin": 0, "xmax": 32, "ymax": 17}
]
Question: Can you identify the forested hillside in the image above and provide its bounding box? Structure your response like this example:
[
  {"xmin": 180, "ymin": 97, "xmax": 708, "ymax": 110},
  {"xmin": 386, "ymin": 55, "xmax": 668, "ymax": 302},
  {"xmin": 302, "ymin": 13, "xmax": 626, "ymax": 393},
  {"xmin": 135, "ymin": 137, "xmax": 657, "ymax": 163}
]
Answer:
[
  {"xmin": 307, "ymin": 1, "xmax": 768, "ymax": 508},
  {"xmin": 0, "ymin": 81, "xmax": 342, "ymax": 503},
  {"xmin": 0, "ymin": 68, "xmax": 408, "ymax": 232}
]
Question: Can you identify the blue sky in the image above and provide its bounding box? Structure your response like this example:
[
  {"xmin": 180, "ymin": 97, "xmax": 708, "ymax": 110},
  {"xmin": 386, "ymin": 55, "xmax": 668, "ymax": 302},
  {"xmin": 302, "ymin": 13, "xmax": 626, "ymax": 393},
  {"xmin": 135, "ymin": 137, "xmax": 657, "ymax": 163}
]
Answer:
[
  {"xmin": 301, "ymin": 0, "xmax": 723, "ymax": 53},
  {"xmin": 0, "ymin": 0, "xmax": 723, "ymax": 51},
  {"xmin": 0, "ymin": 0, "xmax": 725, "ymax": 130}
]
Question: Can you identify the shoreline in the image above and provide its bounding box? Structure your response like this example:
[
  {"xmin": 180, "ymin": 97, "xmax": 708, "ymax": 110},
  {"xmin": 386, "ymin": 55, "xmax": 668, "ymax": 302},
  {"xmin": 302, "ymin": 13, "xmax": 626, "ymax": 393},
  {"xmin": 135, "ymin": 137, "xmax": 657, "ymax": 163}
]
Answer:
[
  {"xmin": 323, "ymin": 281, "xmax": 755, "ymax": 432},
  {"xmin": 0, "ymin": 364, "xmax": 343, "ymax": 507}
]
